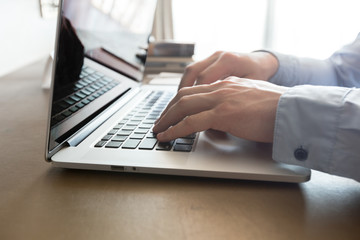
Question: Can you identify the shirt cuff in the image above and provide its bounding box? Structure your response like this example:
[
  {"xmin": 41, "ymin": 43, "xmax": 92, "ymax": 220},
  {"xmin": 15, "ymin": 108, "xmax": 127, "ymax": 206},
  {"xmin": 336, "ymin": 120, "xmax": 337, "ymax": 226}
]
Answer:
[
  {"xmin": 272, "ymin": 85, "xmax": 351, "ymax": 175},
  {"xmin": 253, "ymin": 50, "xmax": 298, "ymax": 86}
]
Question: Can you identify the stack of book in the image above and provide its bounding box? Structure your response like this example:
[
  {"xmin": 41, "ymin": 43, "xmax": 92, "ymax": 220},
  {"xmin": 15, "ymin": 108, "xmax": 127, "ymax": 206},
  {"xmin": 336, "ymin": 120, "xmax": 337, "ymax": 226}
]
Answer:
[{"xmin": 145, "ymin": 41, "xmax": 195, "ymax": 74}]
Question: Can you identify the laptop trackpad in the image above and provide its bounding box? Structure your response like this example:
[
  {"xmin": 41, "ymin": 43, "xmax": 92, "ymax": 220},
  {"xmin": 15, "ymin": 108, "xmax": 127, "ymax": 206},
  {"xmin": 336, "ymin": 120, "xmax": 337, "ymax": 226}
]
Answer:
[{"xmin": 189, "ymin": 130, "xmax": 276, "ymax": 170}]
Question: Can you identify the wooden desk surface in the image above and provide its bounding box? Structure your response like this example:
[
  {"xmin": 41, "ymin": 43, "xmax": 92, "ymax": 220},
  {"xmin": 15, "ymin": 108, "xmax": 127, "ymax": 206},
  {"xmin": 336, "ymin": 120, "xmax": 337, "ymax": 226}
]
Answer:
[{"xmin": 0, "ymin": 59, "xmax": 359, "ymax": 240}]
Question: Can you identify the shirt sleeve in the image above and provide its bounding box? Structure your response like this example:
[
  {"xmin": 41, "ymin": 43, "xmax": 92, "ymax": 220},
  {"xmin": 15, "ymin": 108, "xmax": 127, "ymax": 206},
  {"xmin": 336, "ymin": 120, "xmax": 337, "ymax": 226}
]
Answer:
[
  {"xmin": 268, "ymin": 33, "xmax": 360, "ymax": 88},
  {"xmin": 273, "ymin": 86, "xmax": 360, "ymax": 181}
]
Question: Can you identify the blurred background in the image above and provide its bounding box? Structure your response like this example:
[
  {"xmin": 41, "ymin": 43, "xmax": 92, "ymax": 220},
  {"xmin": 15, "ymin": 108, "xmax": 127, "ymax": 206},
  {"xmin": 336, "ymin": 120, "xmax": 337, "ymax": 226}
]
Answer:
[{"xmin": 1, "ymin": 0, "xmax": 360, "ymax": 77}]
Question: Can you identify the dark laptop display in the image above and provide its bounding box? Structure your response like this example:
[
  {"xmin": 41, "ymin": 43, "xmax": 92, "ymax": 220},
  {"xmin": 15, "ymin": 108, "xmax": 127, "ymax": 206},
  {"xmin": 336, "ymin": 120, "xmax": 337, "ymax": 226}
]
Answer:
[{"xmin": 48, "ymin": 0, "xmax": 157, "ymax": 154}]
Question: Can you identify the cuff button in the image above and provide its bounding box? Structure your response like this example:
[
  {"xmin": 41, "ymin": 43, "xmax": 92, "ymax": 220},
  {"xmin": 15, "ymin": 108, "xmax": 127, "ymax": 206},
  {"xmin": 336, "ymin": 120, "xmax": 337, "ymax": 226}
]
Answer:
[{"xmin": 294, "ymin": 147, "xmax": 308, "ymax": 161}]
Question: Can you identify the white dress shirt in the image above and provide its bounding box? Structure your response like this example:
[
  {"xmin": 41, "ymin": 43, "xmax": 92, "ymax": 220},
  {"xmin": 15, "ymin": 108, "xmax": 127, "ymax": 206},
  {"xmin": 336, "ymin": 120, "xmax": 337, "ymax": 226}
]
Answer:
[{"xmin": 269, "ymin": 33, "xmax": 360, "ymax": 181}]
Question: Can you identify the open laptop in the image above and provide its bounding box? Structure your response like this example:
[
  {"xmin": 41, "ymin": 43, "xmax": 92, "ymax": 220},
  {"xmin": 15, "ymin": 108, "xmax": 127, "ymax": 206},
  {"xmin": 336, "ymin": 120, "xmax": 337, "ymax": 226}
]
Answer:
[{"xmin": 45, "ymin": 0, "xmax": 311, "ymax": 182}]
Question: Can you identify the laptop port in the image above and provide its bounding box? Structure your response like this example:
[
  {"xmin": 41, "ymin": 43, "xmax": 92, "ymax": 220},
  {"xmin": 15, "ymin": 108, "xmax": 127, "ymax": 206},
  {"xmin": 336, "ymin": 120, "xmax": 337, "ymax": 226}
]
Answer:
[{"xmin": 110, "ymin": 165, "xmax": 125, "ymax": 171}]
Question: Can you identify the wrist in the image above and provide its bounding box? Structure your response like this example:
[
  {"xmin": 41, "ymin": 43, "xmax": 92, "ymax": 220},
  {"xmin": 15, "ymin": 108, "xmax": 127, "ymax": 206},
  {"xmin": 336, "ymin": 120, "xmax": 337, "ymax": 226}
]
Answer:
[{"xmin": 251, "ymin": 51, "xmax": 279, "ymax": 81}]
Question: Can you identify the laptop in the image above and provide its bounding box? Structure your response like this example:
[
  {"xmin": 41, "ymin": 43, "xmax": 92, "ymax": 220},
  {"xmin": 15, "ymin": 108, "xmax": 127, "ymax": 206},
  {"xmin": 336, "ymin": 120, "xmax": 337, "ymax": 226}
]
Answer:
[{"xmin": 45, "ymin": 0, "xmax": 311, "ymax": 183}]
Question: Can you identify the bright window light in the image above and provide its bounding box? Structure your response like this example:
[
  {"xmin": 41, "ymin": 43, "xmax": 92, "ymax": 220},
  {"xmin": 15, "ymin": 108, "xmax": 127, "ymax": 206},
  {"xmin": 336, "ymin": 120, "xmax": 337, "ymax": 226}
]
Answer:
[{"xmin": 172, "ymin": 0, "xmax": 360, "ymax": 59}]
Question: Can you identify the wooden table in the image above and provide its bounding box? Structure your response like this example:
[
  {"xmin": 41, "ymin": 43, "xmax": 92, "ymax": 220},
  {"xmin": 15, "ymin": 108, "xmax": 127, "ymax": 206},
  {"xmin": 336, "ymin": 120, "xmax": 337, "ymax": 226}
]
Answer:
[{"xmin": 0, "ymin": 59, "xmax": 359, "ymax": 240}]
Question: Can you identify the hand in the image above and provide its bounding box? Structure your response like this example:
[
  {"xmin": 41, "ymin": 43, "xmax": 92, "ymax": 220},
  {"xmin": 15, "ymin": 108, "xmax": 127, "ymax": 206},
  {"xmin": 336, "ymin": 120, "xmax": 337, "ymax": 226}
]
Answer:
[
  {"xmin": 179, "ymin": 51, "xmax": 279, "ymax": 89},
  {"xmin": 153, "ymin": 77, "xmax": 288, "ymax": 143}
]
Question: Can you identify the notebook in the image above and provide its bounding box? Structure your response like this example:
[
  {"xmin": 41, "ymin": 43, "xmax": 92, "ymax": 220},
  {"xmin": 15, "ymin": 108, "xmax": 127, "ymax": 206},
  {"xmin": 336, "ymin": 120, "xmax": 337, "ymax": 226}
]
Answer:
[{"xmin": 45, "ymin": 0, "xmax": 311, "ymax": 182}]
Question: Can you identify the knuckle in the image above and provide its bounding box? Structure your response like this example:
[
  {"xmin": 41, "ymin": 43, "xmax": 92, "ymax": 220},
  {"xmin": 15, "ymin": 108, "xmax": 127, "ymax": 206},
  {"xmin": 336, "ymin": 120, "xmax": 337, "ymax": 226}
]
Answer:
[
  {"xmin": 177, "ymin": 95, "xmax": 190, "ymax": 108},
  {"xmin": 220, "ymin": 78, "xmax": 235, "ymax": 85},
  {"xmin": 211, "ymin": 84, "xmax": 234, "ymax": 96},
  {"xmin": 220, "ymin": 51, "xmax": 237, "ymax": 61},
  {"xmin": 177, "ymin": 87, "xmax": 190, "ymax": 98},
  {"xmin": 184, "ymin": 64, "xmax": 196, "ymax": 74},
  {"xmin": 213, "ymin": 50, "xmax": 225, "ymax": 57},
  {"xmin": 196, "ymin": 73, "xmax": 207, "ymax": 85},
  {"xmin": 215, "ymin": 88, "xmax": 232, "ymax": 97}
]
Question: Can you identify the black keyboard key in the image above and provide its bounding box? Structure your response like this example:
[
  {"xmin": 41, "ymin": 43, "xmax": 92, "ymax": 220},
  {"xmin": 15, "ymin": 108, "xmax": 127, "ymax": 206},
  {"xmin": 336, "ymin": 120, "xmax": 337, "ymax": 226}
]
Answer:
[
  {"xmin": 76, "ymin": 102, "xmax": 85, "ymax": 109},
  {"xmin": 112, "ymin": 135, "xmax": 128, "ymax": 142},
  {"xmin": 117, "ymin": 130, "xmax": 132, "ymax": 136},
  {"xmin": 138, "ymin": 139, "xmax": 158, "ymax": 150},
  {"xmin": 83, "ymin": 67, "xmax": 95, "ymax": 74},
  {"xmin": 101, "ymin": 135, "xmax": 113, "ymax": 141},
  {"xmin": 76, "ymin": 92, "xmax": 87, "ymax": 99},
  {"xmin": 127, "ymin": 120, "xmax": 141, "ymax": 126},
  {"xmin": 142, "ymin": 120, "xmax": 155, "ymax": 124},
  {"xmin": 64, "ymin": 98, "xmax": 76, "ymax": 105},
  {"xmin": 91, "ymin": 84, "xmax": 100, "ymax": 90},
  {"xmin": 176, "ymin": 138, "xmax": 194, "ymax": 145},
  {"xmin": 173, "ymin": 144, "xmax": 192, "ymax": 152},
  {"xmin": 146, "ymin": 132, "xmax": 157, "ymax": 139},
  {"xmin": 62, "ymin": 110, "xmax": 72, "ymax": 117},
  {"xmin": 148, "ymin": 114, "xmax": 160, "ymax": 119},
  {"xmin": 58, "ymin": 101, "xmax": 70, "ymax": 109},
  {"xmin": 135, "ymin": 113, "xmax": 147, "ymax": 117},
  {"xmin": 87, "ymin": 96, "xmax": 96, "ymax": 101},
  {"xmin": 85, "ymin": 86, "xmax": 96, "ymax": 93},
  {"xmin": 107, "ymin": 129, "xmax": 118, "ymax": 135},
  {"xmin": 93, "ymin": 92, "xmax": 101, "ymax": 98},
  {"xmin": 156, "ymin": 141, "xmax": 174, "ymax": 151},
  {"xmin": 134, "ymin": 128, "xmax": 148, "ymax": 134},
  {"xmin": 69, "ymin": 95, "xmax": 81, "ymax": 102},
  {"xmin": 82, "ymin": 99, "xmax": 90, "ymax": 105},
  {"xmin": 130, "ymin": 133, "xmax": 145, "ymax": 139},
  {"xmin": 102, "ymin": 76, "xmax": 113, "ymax": 83},
  {"xmin": 82, "ymin": 79, "xmax": 92, "ymax": 86},
  {"xmin": 93, "ymin": 72, "xmax": 103, "ymax": 78},
  {"xmin": 139, "ymin": 124, "xmax": 153, "ymax": 129},
  {"xmin": 105, "ymin": 141, "xmax": 122, "ymax": 148},
  {"xmin": 113, "ymin": 124, "xmax": 124, "ymax": 130},
  {"xmin": 122, "ymin": 139, "xmax": 141, "ymax": 149},
  {"xmin": 75, "ymin": 82, "xmax": 85, "ymax": 88},
  {"xmin": 146, "ymin": 116, "xmax": 158, "ymax": 120},
  {"xmin": 131, "ymin": 117, "xmax": 144, "ymax": 121},
  {"xmin": 122, "ymin": 125, "xmax": 136, "ymax": 131},
  {"xmin": 183, "ymin": 133, "xmax": 197, "ymax": 139},
  {"xmin": 69, "ymin": 106, "xmax": 79, "ymax": 113},
  {"xmin": 52, "ymin": 115, "xmax": 65, "ymax": 125},
  {"xmin": 80, "ymin": 89, "xmax": 91, "ymax": 96},
  {"xmin": 86, "ymin": 76, "xmax": 97, "ymax": 82},
  {"xmin": 94, "ymin": 141, "xmax": 107, "ymax": 148}
]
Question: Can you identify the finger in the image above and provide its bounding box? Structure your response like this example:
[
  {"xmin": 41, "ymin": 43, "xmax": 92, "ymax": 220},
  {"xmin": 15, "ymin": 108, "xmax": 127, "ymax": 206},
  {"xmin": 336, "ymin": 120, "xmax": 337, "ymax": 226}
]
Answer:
[
  {"xmin": 153, "ymin": 92, "xmax": 215, "ymax": 133},
  {"xmin": 178, "ymin": 52, "xmax": 222, "ymax": 90},
  {"xmin": 156, "ymin": 110, "xmax": 214, "ymax": 142},
  {"xmin": 194, "ymin": 57, "xmax": 232, "ymax": 85},
  {"xmin": 155, "ymin": 83, "xmax": 218, "ymax": 124}
]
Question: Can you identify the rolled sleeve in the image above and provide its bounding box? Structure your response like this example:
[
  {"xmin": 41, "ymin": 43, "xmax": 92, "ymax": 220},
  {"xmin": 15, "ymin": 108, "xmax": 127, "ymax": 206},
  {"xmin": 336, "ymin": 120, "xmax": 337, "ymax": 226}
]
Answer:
[{"xmin": 273, "ymin": 85, "xmax": 360, "ymax": 181}]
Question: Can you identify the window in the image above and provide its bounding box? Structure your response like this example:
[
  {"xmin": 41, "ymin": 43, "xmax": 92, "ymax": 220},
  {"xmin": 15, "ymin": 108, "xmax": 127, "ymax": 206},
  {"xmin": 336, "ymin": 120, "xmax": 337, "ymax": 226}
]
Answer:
[{"xmin": 172, "ymin": 0, "xmax": 360, "ymax": 59}]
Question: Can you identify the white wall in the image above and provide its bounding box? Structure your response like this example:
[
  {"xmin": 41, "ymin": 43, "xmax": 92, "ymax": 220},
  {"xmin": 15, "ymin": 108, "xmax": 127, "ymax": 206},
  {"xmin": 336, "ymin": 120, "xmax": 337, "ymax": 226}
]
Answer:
[{"xmin": 0, "ymin": 0, "xmax": 57, "ymax": 77}]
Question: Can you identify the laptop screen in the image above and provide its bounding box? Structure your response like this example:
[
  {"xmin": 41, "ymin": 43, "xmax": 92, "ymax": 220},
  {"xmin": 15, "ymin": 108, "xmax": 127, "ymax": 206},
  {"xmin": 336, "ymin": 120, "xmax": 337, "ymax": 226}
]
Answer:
[{"xmin": 47, "ymin": 0, "xmax": 157, "ymax": 155}]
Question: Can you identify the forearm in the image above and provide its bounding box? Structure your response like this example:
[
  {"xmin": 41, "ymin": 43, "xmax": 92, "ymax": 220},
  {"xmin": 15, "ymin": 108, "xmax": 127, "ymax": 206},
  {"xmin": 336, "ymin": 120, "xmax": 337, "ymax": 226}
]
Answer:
[{"xmin": 273, "ymin": 85, "xmax": 360, "ymax": 181}]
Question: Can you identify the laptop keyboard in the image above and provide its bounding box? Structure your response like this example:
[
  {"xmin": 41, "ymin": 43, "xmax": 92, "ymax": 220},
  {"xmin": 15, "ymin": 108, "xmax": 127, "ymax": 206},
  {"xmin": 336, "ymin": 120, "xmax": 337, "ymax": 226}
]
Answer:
[
  {"xmin": 51, "ymin": 65, "xmax": 120, "ymax": 127},
  {"xmin": 94, "ymin": 90, "xmax": 197, "ymax": 152}
]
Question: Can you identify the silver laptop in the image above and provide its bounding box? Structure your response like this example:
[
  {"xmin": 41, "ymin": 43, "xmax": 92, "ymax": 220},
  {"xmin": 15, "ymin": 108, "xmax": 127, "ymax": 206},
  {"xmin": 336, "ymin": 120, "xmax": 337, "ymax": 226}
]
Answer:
[{"xmin": 45, "ymin": 0, "xmax": 311, "ymax": 182}]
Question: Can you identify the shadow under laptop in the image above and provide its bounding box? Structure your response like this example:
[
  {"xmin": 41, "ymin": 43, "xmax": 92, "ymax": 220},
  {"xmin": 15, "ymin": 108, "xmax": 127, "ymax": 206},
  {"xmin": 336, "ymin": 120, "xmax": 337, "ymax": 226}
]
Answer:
[{"xmin": 46, "ymin": 166, "xmax": 303, "ymax": 191}]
